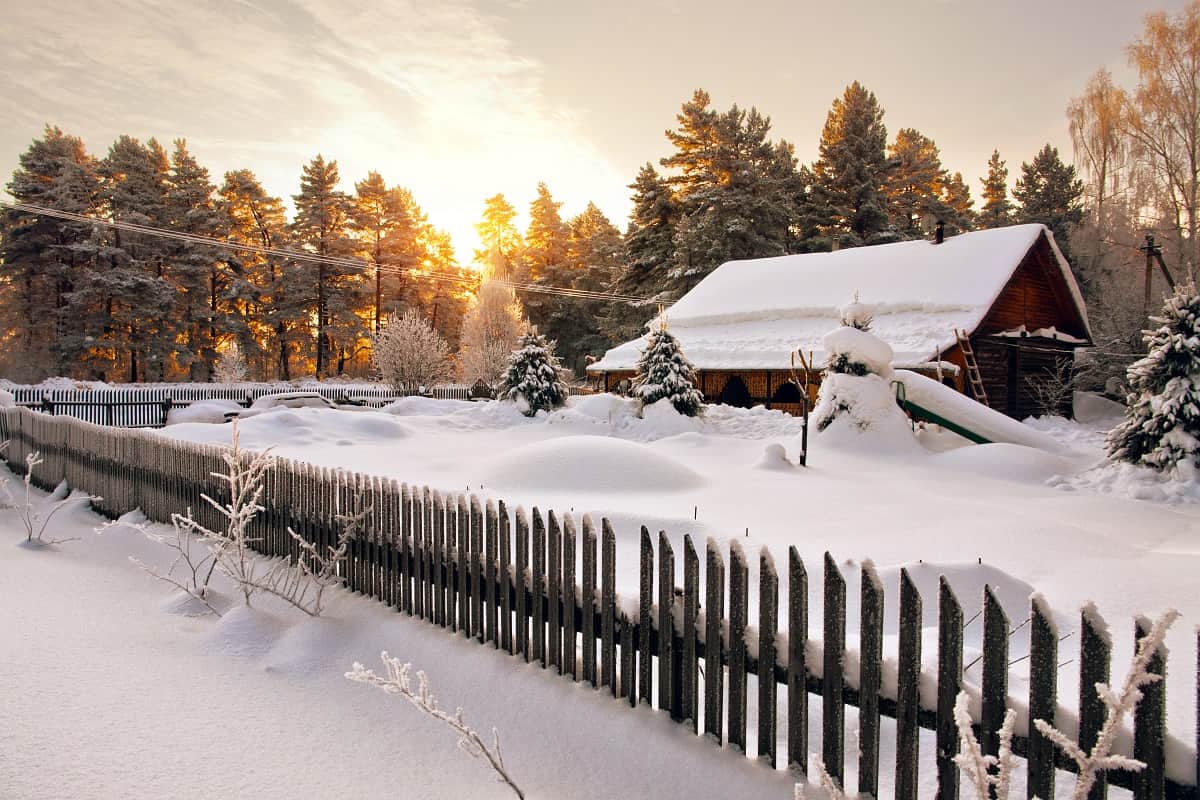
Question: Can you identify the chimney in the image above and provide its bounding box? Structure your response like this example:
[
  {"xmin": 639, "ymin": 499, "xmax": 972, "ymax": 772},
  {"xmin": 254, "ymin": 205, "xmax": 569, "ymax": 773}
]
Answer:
[
  {"xmin": 831, "ymin": 235, "xmax": 840, "ymax": 252},
  {"xmin": 934, "ymin": 220, "xmax": 945, "ymax": 245}
]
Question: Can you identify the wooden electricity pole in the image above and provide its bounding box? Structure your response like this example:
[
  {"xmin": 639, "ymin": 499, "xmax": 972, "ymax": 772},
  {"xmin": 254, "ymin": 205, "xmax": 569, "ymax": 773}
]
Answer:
[{"xmin": 1139, "ymin": 234, "xmax": 1177, "ymax": 318}]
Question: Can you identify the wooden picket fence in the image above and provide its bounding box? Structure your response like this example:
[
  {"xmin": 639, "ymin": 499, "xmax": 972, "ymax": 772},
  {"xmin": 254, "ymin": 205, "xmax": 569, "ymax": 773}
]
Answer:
[
  {"xmin": 6, "ymin": 384, "xmax": 475, "ymax": 427},
  {"xmin": 0, "ymin": 405, "xmax": 1194, "ymax": 799}
]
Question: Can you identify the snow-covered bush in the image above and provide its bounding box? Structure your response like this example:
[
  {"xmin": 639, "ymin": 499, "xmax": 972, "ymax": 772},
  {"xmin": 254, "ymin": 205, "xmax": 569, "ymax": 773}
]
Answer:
[
  {"xmin": 372, "ymin": 308, "xmax": 453, "ymax": 393},
  {"xmin": 839, "ymin": 295, "xmax": 874, "ymax": 331},
  {"xmin": 499, "ymin": 332, "xmax": 568, "ymax": 417},
  {"xmin": 812, "ymin": 309, "xmax": 909, "ymax": 440},
  {"xmin": 1106, "ymin": 283, "xmax": 1200, "ymax": 472},
  {"xmin": 632, "ymin": 325, "xmax": 703, "ymax": 417},
  {"xmin": 347, "ymin": 652, "xmax": 524, "ymax": 798},
  {"xmin": 459, "ymin": 280, "xmax": 527, "ymax": 389},
  {"xmin": 212, "ymin": 342, "xmax": 249, "ymax": 384}
]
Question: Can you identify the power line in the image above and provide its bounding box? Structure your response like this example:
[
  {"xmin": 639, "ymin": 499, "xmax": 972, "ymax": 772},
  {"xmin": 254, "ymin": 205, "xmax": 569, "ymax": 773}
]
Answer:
[{"xmin": 0, "ymin": 201, "xmax": 653, "ymax": 305}]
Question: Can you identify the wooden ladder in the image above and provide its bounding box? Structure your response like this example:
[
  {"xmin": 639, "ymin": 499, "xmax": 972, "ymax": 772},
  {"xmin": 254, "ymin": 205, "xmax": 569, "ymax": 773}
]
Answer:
[{"xmin": 955, "ymin": 329, "xmax": 989, "ymax": 407}]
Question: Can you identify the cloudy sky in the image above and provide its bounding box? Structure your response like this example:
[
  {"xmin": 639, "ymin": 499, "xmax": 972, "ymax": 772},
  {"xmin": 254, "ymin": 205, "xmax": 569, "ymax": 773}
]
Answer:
[{"xmin": 0, "ymin": 0, "xmax": 1187, "ymax": 260}]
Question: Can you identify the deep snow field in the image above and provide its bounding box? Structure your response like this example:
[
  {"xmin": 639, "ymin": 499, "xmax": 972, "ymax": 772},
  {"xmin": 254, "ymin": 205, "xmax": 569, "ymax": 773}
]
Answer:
[{"xmin": 4, "ymin": 392, "xmax": 1197, "ymax": 798}]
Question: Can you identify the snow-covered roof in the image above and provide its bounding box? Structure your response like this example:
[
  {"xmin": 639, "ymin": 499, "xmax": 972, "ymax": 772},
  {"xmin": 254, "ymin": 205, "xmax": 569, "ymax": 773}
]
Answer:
[{"xmin": 590, "ymin": 224, "xmax": 1090, "ymax": 372}]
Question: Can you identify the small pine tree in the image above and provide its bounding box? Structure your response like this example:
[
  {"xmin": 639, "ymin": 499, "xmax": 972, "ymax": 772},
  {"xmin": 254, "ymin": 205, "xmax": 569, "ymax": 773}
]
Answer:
[
  {"xmin": 500, "ymin": 332, "xmax": 568, "ymax": 416},
  {"xmin": 632, "ymin": 325, "xmax": 704, "ymax": 416},
  {"xmin": 1106, "ymin": 284, "xmax": 1200, "ymax": 471},
  {"xmin": 212, "ymin": 342, "xmax": 249, "ymax": 384}
]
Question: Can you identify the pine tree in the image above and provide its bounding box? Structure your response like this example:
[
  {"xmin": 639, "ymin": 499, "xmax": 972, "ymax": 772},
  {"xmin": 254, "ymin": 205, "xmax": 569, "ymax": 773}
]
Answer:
[
  {"xmin": 96, "ymin": 135, "xmax": 177, "ymax": 382},
  {"xmin": 1, "ymin": 126, "xmax": 102, "ymax": 380},
  {"xmin": 1014, "ymin": 144, "xmax": 1085, "ymax": 264},
  {"xmin": 978, "ymin": 150, "xmax": 1014, "ymax": 229},
  {"xmin": 473, "ymin": 194, "xmax": 523, "ymax": 279},
  {"xmin": 1105, "ymin": 283, "xmax": 1200, "ymax": 472},
  {"xmin": 809, "ymin": 82, "xmax": 891, "ymax": 245},
  {"xmin": 885, "ymin": 127, "xmax": 949, "ymax": 238},
  {"xmin": 292, "ymin": 155, "xmax": 362, "ymax": 377},
  {"xmin": 351, "ymin": 171, "xmax": 422, "ymax": 335},
  {"xmin": 662, "ymin": 92, "xmax": 798, "ymax": 294},
  {"xmin": 165, "ymin": 139, "xmax": 227, "ymax": 381},
  {"xmin": 604, "ymin": 164, "xmax": 676, "ymax": 342},
  {"xmin": 632, "ymin": 324, "xmax": 703, "ymax": 416},
  {"xmin": 941, "ymin": 172, "xmax": 976, "ymax": 235},
  {"xmin": 218, "ymin": 169, "xmax": 289, "ymax": 380},
  {"xmin": 499, "ymin": 331, "xmax": 568, "ymax": 416},
  {"xmin": 564, "ymin": 202, "xmax": 625, "ymax": 371},
  {"xmin": 522, "ymin": 182, "xmax": 571, "ymax": 336}
]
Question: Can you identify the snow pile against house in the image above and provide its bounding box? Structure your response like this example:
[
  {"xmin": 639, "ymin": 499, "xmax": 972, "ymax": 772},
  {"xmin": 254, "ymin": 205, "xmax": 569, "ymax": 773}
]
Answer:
[{"xmin": 591, "ymin": 224, "xmax": 1088, "ymax": 372}]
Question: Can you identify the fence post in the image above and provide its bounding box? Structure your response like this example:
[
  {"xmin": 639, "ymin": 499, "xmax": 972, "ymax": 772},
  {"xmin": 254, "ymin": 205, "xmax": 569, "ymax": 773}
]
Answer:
[
  {"xmin": 823, "ymin": 552, "xmax": 846, "ymax": 787},
  {"xmin": 658, "ymin": 531, "xmax": 675, "ymax": 717},
  {"xmin": 859, "ymin": 561, "xmax": 884, "ymax": 796},
  {"xmin": 601, "ymin": 519, "xmax": 616, "ymax": 694},
  {"xmin": 682, "ymin": 534, "xmax": 699, "ymax": 733},
  {"xmin": 516, "ymin": 507, "xmax": 530, "ymax": 661},
  {"xmin": 896, "ymin": 568, "xmax": 922, "ymax": 800},
  {"xmin": 548, "ymin": 511, "xmax": 562, "ymax": 672},
  {"xmin": 728, "ymin": 541, "xmax": 749, "ymax": 753},
  {"xmin": 581, "ymin": 516, "xmax": 597, "ymax": 686},
  {"xmin": 638, "ymin": 527, "xmax": 654, "ymax": 707},
  {"xmin": 1133, "ymin": 616, "xmax": 1166, "ymax": 800},
  {"xmin": 982, "ymin": 585, "xmax": 1009, "ymax": 765},
  {"xmin": 705, "ymin": 538, "xmax": 726, "ymax": 744},
  {"xmin": 532, "ymin": 508, "xmax": 546, "ymax": 666},
  {"xmin": 1028, "ymin": 594, "xmax": 1058, "ymax": 800},
  {"xmin": 563, "ymin": 514, "xmax": 577, "ymax": 680},
  {"xmin": 499, "ymin": 500, "xmax": 512, "ymax": 654},
  {"xmin": 937, "ymin": 577, "xmax": 964, "ymax": 800},
  {"xmin": 788, "ymin": 546, "xmax": 808, "ymax": 775},
  {"xmin": 758, "ymin": 547, "xmax": 778, "ymax": 767}
]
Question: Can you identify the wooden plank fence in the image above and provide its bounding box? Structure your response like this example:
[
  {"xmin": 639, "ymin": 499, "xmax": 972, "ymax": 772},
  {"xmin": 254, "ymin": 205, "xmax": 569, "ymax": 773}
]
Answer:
[
  {"xmin": 7, "ymin": 384, "xmax": 475, "ymax": 428},
  {"xmin": 0, "ymin": 404, "xmax": 1194, "ymax": 799}
]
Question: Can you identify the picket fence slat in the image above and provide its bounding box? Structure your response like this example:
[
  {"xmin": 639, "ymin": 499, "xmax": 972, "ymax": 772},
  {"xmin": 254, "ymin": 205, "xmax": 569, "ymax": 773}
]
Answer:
[
  {"xmin": 728, "ymin": 542, "xmax": 749, "ymax": 753},
  {"xmin": 896, "ymin": 568, "xmax": 922, "ymax": 800},
  {"xmin": 581, "ymin": 516, "xmax": 597, "ymax": 686},
  {"xmin": 937, "ymin": 577, "xmax": 963, "ymax": 800},
  {"xmin": 1029, "ymin": 595, "xmax": 1059, "ymax": 800},
  {"xmin": 823, "ymin": 552, "xmax": 846, "ymax": 786},
  {"xmin": 705, "ymin": 538, "xmax": 726, "ymax": 745},
  {"xmin": 859, "ymin": 561, "xmax": 884, "ymax": 797},
  {"xmin": 638, "ymin": 527, "xmax": 653, "ymax": 707}
]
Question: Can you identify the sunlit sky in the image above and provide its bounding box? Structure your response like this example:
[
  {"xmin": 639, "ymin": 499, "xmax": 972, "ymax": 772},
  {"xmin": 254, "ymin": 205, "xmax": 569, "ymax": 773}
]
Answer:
[{"xmin": 0, "ymin": 0, "xmax": 1189, "ymax": 264}]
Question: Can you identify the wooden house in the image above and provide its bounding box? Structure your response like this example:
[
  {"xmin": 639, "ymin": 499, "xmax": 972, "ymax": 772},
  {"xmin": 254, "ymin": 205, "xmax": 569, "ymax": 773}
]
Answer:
[{"xmin": 588, "ymin": 224, "xmax": 1091, "ymax": 419}]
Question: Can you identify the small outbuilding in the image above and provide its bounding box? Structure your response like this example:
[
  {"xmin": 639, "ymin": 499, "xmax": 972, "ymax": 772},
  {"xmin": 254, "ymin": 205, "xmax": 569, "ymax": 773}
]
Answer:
[{"xmin": 588, "ymin": 224, "xmax": 1091, "ymax": 419}]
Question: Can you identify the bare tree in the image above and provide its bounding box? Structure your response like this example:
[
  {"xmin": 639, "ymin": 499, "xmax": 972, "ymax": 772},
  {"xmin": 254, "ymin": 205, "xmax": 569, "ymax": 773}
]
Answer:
[
  {"xmin": 371, "ymin": 308, "xmax": 452, "ymax": 393},
  {"xmin": 458, "ymin": 278, "xmax": 527, "ymax": 388}
]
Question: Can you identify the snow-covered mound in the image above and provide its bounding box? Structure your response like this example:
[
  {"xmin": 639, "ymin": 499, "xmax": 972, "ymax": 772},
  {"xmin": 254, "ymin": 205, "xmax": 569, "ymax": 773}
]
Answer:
[
  {"xmin": 1050, "ymin": 459, "xmax": 1200, "ymax": 505},
  {"xmin": 0, "ymin": 389, "xmax": 14, "ymax": 408},
  {"xmin": 166, "ymin": 398, "xmax": 242, "ymax": 425},
  {"xmin": 478, "ymin": 435, "xmax": 706, "ymax": 494},
  {"xmin": 931, "ymin": 442, "xmax": 1081, "ymax": 484},
  {"xmin": 381, "ymin": 396, "xmax": 476, "ymax": 416}
]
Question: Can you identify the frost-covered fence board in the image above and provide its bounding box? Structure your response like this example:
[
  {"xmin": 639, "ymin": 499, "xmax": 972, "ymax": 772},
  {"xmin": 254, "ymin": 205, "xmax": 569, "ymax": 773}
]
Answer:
[
  {"xmin": 758, "ymin": 548, "xmax": 778, "ymax": 767},
  {"xmin": 548, "ymin": 512, "xmax": 562, "ymax": 673},
  {"xmin": 682, "ymin": 535, "xmax": 699, "ymax": 734},
  {"xmin": 638, "ymin": 527, "xmax": 653, "ymax": 707},
  {"xmin": 2, "ymin": 406, "xmax": 1198, "ymax": 800},
  {"xmin": 937, "ymin": 577, "xmax": 964, "ymax": 800},
  {"xmin": 788, "ymin": 546, "xmax": 808, "ymax": 773},
  {"xmin": 896, "ymin": 569, "xmax": 922, "ymax": 800},
  {"xmin": 1028, "ymin": 595, "xmax": 1058, "ymax": 800},
  {"xmin": 563, "ymin": 515, "xmax": 577, "ymax": 679},
  {"xmin": 581, "ymin": 516, "xmax": 597, "ymax": 686},
  {"xmin": 728, "ymin": 542, "xmax": 749, "ymax": 753},
  {"xmin": 823, "ymin": 552, "xmax": 847, "ymax": 785},
  {"xmin": 983, "ymin": 584, "xmax": 1010, "ymax": 761},
  {"xmin": 1135, "ymin": 616, "xmax": 1167, "ymax": 800},
  {"xmin": 600, "ymin": 521, "xmax": 616, "ymax": 694},
  {"xmin": 859, "ymin": 561, "xmax": 884, "ymax": 796},
  {"xmin": 705, "ymin": 538, "xmax": 726, "ymax": 745}
]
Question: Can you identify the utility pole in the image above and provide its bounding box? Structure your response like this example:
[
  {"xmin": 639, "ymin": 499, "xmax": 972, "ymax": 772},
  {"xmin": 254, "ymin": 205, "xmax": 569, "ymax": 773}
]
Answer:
[{"xmin": 1139, "ymin": 234, "xmax": 1177, "ymax": 318}]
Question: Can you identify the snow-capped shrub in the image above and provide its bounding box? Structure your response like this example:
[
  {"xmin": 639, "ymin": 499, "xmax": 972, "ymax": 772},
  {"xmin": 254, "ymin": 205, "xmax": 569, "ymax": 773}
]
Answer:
[
  {"xmin": 1106, "ymin": 283, "xmax": 1200, "ymax": 472},
  {"xmin": 839, "ymin": 296, "xmax": 874, "ymax": 331},
  {"xmin": 632, "ymin": 326, "xmax": 703, "ymax": 417},
  {"xmin": 813, "ymin": 311, "xmax": 908, "ymax": 440},
  {"xmin": 500, "ymin": 332, "xmax": 568, "ymax": 417},
  {"xmin": 372, "ymin": 309, "xmax": 453, "ymax": 393}
]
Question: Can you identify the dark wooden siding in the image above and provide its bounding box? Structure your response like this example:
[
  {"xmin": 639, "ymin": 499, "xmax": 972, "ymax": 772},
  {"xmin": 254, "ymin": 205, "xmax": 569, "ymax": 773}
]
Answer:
[{"xmin": 976, "ymin": 236, "xmax": 1089, "ymax": 340}]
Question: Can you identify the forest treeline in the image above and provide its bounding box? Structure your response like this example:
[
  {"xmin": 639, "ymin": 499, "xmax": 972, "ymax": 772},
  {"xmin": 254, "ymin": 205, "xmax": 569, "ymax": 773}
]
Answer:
[{"xmin": 2, "ymin": 3, "xmax": 1195, "ymax": 385}]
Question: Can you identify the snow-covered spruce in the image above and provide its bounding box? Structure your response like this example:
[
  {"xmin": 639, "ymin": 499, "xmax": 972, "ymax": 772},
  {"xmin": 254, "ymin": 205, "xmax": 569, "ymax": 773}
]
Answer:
[
  {"xmin": 632, "ymin": 325, "xmax": 703, "ymax": 417},
  {"xmin": 1106, "ymin": 283, "xmax": 1200, "ymax": 474},
  {"xmin": 812, "ymin": 310, "xmax": 912, "ymax": 440},
  {"xmin": 499, "ymin": 332, "xmax": 568, "ymax": 417},
  {"xmin": 371, "ymin": 308, "xmax": 453, "ymax": 393}
]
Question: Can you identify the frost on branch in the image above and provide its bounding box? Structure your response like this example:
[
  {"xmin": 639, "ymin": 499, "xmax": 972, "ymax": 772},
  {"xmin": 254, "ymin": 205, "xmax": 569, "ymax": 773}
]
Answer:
[
  {"xmin": 953, "ymin": 690, "xmax": 1019, "ymax": 799},
  {"xmin": 371, "ymin": 308, "xmax": 453, "ymax": 393},
  {"xmin": 347, "ymin": 651, "xmax": 524, "ymax": 799},
  {"xmin": 212, "ymin": 341, "xmax": 249, "ymax": 384},
  {"xmin": 0, "ymin": 440, "xmax": 12, "ymax": 509},
  {"xmin": 16, "ymin": 451, "xmax": 98, "ymax": 546},
  {"xmin": 124, "ymin": 426, "xmax": 355, "ymax": 616},
  {"xmin": 1032, "ymin": 609, "xmax": 1178, "ymax": 799}
]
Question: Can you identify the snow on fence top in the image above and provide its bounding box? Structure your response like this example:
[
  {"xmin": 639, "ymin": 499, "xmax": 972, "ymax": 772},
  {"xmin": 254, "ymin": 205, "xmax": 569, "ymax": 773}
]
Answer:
[{"xmin": 591, "ymin": 224, "xmax": 1088, "ymax": 372}]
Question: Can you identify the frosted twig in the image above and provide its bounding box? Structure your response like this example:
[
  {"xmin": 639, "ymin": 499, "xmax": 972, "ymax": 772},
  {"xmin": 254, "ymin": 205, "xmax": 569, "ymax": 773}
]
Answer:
[
  {"xmin": 1032, "ymin": 609, "xmax": 1178, "ymax": 799},
  {"xmin": 16, "ymin": 452, "xmax": 98, "ymax": 545},
  {"xmin": 347, "ymin": 652, "xmax": 524, "ymax": 799},
  {"xmin": 952, "ymin": 690, "xmax": 1019, "ymax": 799}
]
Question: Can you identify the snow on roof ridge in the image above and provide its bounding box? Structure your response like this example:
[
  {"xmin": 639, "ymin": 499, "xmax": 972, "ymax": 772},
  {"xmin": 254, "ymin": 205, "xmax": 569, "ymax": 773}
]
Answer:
[{"xmin": 671, "ymin": 301, "xmax": 981, "ymax": 330}]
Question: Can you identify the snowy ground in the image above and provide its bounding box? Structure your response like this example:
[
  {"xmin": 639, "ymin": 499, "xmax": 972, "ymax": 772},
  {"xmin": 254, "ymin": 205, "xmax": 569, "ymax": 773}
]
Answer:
[
  {"xmin": 6, "ymin": 393, "xmax": 1196, "ymax": 797},
  {"xmin": 152, "ymin": 393, "xmax": 1200, "ymax": 785}
]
